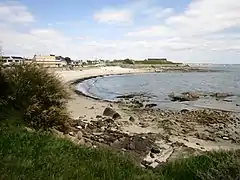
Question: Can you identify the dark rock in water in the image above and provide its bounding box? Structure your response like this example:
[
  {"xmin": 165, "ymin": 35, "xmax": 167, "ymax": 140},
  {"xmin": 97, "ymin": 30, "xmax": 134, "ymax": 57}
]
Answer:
[
  {"xmin": 223, "ymin": 99, "xmax": 233, "ymax": 102},
  {"xmin": 236, "ymin": 104, "xmax": 240, "ymax": 107},
  {"xmin": 169, "ymin": 92, "xmax": 199, "ymax": 102},
  {"xmin": 129, "ymin": 116, "xmax": 135, "ymax": 122},
  {"xmin": 151, "ymin": 146, "xmax": 160, "ymax": 154},
  {"xmin": 182, "ymin": 92, "xmax": 200, "ymax": 99},
  {"xmin": 112, "ymin": 113, "xmax": 121, "ymax": 120},
  {"xmin": 212, "ymin": 93, "xmax": 232, "ymax": 98},
  {"xmin": 145, "ymin": 103, "xmax": 157, "ymax": 108},
  {"xmin": 169, "ymin": 94, "xmax": 190, "ymax": 102},
  {"xmin": 103, "ymin": 107, "xmax": 116, "ymax": 117},
  {"xmin": 117, "ymin": 94, "xmax": 135, "ymax": 99}
]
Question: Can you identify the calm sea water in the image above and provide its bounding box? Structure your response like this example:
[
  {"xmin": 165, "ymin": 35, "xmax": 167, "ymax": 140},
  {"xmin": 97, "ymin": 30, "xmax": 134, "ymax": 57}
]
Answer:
[{"xmin": 76, "ymin": 65, "xmax": 240, "ymax": 112}]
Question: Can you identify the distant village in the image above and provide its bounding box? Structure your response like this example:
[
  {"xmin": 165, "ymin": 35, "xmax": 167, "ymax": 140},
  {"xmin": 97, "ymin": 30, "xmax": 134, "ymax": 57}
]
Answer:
[
  {"xmin": 0, "ymin": 54, "xmax": 84, "ymax": 67},
  {"xmin": 0, "ymin": 54, "xmax": 181, "ymax": 67}
]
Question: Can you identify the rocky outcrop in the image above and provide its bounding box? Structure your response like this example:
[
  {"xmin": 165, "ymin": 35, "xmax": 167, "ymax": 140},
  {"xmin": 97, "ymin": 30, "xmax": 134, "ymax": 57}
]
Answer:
[
  {"xmin": 212, "ymin": 93, "xmax": 232, "ymax": 98},
  {"xmin": 145, "ymin": 103, "xmax": 157, "ymax": 108},
  {"xmin": 103, "ymin": 107, "xmax": 122, "ymax": 120},
  {"xmin": 169, "ymin": 92, "xmax": 200, "ymax": 102}
]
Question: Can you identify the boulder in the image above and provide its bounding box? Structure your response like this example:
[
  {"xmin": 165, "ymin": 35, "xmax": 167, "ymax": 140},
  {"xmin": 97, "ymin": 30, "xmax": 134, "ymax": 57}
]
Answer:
[
  {"xmin": 182, "ymin": 92, "xmax": 200, "ymax": 99},
  {"xmin": 151, "ymin": 146, "xmax": 161, "ymax": 154},
  {"xmin": 112, "ymin": 113, "xmax": 121, "ymax": 120},
  {"xmin": 103, "ymin": 107, "xmax": 121, "ymax": 119},
  {"xmin": 132, "ymin": 99, "xmax": 144, "ymax": 108},
  {"xmin": 169, "ymin": 92, "xmax": 200, "ymax": 102},
  {"xmin": 129, "ymin": 116, "xmax": 135, "ymax": 122},
  {"xmin": 145, "ymin": 103, "xmax": 157, "ymax": 108}
]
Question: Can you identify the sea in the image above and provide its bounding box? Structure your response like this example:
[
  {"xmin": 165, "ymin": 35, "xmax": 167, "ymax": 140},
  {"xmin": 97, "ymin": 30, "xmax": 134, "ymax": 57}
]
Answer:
[{"xmin": 76, "ymin": 65, "xmax": 240, "ymax": 112}]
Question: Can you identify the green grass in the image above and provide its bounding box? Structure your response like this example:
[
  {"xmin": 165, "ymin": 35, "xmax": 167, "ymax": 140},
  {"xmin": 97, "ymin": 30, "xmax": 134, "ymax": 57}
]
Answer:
[
  {"xmin": 0, "ymin": 114, "xmax": 155, "ymax": 180},
  {"xmin": 1, "ymin": 112, "xmax": 240, "ymax": 180},
  {"xmin": 156, "ymin": 150, "xmax": 240, "ymax": 180}
]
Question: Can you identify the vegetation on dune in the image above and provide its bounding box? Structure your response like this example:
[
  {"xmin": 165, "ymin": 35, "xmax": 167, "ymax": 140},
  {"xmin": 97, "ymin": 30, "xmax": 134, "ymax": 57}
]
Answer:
[
  {"xmin": 1, "ymin": 63, "xmax": 240, "ymax": 180},
  {"xmin": 104, "ymin": 59, "xmax": 182, "ymax": 66},
  {"xmin": 0, "ymin": 63, "xmax": 71, "ymax": 130}
]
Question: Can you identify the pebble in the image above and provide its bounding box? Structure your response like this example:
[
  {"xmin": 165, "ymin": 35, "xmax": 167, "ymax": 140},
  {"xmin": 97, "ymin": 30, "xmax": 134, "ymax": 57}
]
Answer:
[
  {"xmin": 93, "ymin": 132, "xmax": 103, "ymax": 136},
  {"xmin": 98, "ymin": 138, "xmax": 104, "ymax": 143},
  {"xmin": 150, "ymin": 153, "xmax": 155, "ymax": 158},
  {"xmin": 222, "ymin": 136, "xmax": 230, "ymax": 140},
  {"xmin": 76, "ymin": 126, "xmax": 82, "ymax": 129},
  {"xmin": 77, "ymin": 131, "xmax": 83, "ymax": 139},
  {"xmin": 69, "ymin": 132, "xmax": 74, "ymax": 136}
]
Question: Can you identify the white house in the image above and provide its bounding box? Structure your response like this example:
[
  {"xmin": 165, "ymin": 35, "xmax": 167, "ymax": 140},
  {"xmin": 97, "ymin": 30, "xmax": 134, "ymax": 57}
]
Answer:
[{"xmin": 1, "ymin": 56, "xmax": 24, "ymax": 65}]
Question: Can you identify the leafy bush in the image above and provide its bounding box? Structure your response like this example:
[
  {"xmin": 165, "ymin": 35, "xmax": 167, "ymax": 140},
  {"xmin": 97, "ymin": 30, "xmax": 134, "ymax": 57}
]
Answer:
[{"xmin": 3, "ymin": 63, "xmax": 71, "ymax": 130}]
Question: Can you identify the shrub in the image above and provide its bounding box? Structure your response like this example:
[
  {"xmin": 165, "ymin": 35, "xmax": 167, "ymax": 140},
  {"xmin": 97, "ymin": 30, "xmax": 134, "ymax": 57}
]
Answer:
[
  {"xmin": 0, "ymin": 65, "xmax": 9, "ymax": 99},
  {"xmin": 3, "ymin": 63, "xmax": 71, "ymax": 130}
]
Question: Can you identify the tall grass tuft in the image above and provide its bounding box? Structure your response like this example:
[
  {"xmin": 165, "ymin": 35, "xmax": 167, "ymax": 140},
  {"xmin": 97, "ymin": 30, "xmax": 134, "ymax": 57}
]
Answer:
[{"xmin": 1, "ymin": 63, "xmax": 71, "ymax": 130}]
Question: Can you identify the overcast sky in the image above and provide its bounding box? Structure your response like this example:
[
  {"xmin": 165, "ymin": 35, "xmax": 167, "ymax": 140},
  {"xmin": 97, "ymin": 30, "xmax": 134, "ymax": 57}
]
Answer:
[{"xmin": 0, "ymin": 0, "xmax": 239, "ymax": 63}]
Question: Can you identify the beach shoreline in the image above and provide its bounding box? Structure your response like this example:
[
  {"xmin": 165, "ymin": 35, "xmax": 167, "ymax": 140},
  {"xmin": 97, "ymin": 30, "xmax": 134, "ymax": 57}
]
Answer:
[
  {"xmin": 55, "ymin": 66, "xmax": 240, "ymax": 168},
  {"xmin": 55, "ymin": 66, "xmax": 148, "ymax": 119}
]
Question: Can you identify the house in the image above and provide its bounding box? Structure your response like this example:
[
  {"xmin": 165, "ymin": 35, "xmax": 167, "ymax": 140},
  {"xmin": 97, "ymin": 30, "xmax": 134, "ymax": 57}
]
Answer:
[
  {"xmin": 31, "ymin": 55, "xmax": 67, "ymax": 67},
  {"xmin": 1, "ymin": 56, "xmax": 24, "ymax": 65}
]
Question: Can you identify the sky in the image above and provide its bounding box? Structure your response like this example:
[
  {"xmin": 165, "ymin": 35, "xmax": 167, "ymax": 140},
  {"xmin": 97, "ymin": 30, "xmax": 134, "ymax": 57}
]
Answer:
[{"xmin": 0, "ymin": 0, "xmax": 239, "ymax": 63}]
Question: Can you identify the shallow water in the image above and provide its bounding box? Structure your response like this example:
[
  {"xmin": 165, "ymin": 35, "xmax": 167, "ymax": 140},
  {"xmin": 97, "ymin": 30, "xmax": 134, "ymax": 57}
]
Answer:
[{"xmin": 76, "ymin": 65, "xmax": 240, "ymax": 112}]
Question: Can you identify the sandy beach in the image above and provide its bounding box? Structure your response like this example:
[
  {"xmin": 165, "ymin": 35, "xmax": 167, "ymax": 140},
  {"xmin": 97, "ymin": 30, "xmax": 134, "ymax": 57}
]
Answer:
[
  {"xmin": 56, "ymin": 66, "xmax": 147, "ymax": 119},
  {"xmin": 55, "ymin": 66, "xmax": 240, "ymax": 168}
]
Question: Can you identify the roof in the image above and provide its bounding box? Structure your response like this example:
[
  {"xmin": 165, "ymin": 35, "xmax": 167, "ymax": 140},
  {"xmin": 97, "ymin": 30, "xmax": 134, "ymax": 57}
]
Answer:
[
  {"xmin": 12, "ymin": 56, "xmax": 24, "ymax": 59},
  {"xmin": 2, "ymin": 56, "xmax": 10, "ymax": 59},
  {"xmin": 2, "ymin": 56, "xmax": 24, "ymax": 59}
]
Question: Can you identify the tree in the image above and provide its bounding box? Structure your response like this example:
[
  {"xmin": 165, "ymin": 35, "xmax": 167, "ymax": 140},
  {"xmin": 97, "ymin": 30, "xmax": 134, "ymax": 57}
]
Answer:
[
  {"xmin": 124, "ymin": 58, "xmax": 134, "ymax": 64},
  {"xmin": 64, "ymin": 57, "xmax": 72, "ymax": 64}
]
